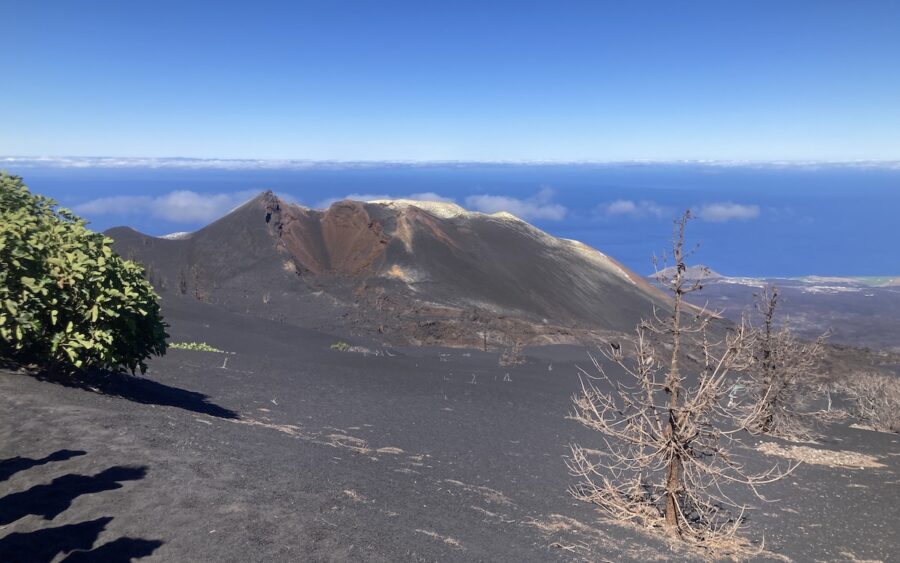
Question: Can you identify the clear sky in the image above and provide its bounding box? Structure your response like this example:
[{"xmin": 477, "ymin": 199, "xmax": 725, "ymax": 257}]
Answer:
[{"xmin": 2, "ymin": 1, "xmax": 899, "ymax": 161}]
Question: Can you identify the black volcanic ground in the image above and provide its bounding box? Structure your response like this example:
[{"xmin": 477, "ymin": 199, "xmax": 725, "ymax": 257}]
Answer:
[
  {"xmin": 2, "ymin": 195, "xmax": 899, "ymax": 561},
  {"xmin": 2, "ymin": 296, "xmax": 898, "ymax": 562}
]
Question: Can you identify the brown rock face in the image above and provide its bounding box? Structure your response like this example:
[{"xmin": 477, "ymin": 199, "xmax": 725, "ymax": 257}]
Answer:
[
  {"xmin": 320, "ymin": 201, "xmax": 389, "ymax": 275},
  {"xmin": 264, "ymin": 195, "xmax": 389, "ymax": 276},
  {"xmin": 110, "ymin": 191, "xmax": 673, "ymax": 347}
]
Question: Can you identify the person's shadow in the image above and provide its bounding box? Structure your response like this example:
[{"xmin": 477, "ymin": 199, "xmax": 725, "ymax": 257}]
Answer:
[
  {"xmin": 0, "ymin": 450, "xmax": 87, "ymax": 483},
  {"xmin": 0, "ymin": 517, "xmax": 163, "ymax": 563},
  {"xmin": 0, "ymin": 453, "xmax": 163, "ymax": 562},
  {"xmin": 0, "ymin": 466, "xmax": 148, "ymax": 526}
]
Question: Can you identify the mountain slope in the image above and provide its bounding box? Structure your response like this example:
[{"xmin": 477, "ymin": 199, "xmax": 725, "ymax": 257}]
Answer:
[{"xmin": 109, "ymin": 191, "xmax": 669, "ymax": 346}]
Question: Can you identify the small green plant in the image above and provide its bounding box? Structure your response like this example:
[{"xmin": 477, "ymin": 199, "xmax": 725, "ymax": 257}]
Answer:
[
  {"xmin": 330, "ymin": 341, "xmax": 351, "ymax": 351},
  {"xmin": 169, "ymin": 341, "xmax": 228, "ymax": 353},
  {"xmin": 1, "ymin": 173, "xmax": 167, "ymax": 373}
]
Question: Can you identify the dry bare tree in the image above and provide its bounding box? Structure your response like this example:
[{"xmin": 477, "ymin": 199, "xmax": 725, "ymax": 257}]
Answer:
[
  {"xmin": 736, "ymin": 286, "xmax": 826, "ymax": 439},
  {"xmin": 838, "ymin": 371, "xmax": 900, "ymax": 433},
  {"xmin": 567, "ymin": 211, "xmax": 794, "ymax": 550}
]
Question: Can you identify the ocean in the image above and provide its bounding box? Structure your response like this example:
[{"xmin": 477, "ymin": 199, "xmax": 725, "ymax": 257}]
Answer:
[{"xmin": 6, "ymin": 161, "xmax": 899, "ymax": 278}]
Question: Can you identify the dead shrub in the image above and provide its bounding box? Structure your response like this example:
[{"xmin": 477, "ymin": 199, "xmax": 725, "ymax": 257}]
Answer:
[
  {"xmin": 736, "ymin": 285, "xmax": 827, "ymax": 440},
  {"xmin": 838, "ymin": 371, "xmax": 900, "ymax": 433}
]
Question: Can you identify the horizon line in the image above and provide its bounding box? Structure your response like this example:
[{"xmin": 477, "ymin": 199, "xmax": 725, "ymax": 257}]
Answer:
[{"xmin": 3, "ymin": 155, "xmax": 900, "ymax": 171}]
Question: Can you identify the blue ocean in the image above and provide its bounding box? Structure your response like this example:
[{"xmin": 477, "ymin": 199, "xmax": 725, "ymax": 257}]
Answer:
[{"xmin": 7, "ymin": 162, "xmax": 899, "ymax": 278}]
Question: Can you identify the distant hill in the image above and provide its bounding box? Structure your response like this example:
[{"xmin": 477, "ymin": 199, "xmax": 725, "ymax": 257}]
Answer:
[
  {"xmin": 109, "ymin": 191, "xmax": 670, "ymax": 347},
  {"xmin": 642, "ymin": 267, "xmax": 900, "ymax": 353},
  {"xmin": 649, "ymin": 264, "xmax": 723, "ymax": 281}
]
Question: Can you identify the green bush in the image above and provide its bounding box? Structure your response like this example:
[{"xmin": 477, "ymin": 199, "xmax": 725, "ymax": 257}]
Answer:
[
  {"xmin": 330, "ymin": 341, "xmax": 351, "ymax": 351},
  {"xmin": 0, "ymin": 173, "xmax": 167, "ymax": 373}
]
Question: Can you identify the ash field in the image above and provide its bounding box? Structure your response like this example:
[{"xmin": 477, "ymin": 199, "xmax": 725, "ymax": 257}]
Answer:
[{"xmin": 2, "ymin": 193, "xmax": 899, "ymax": 562}]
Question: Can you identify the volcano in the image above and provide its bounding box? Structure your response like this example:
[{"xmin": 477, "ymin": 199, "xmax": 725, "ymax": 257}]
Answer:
[{"xmin": 108, "ymin": 191, "xmax": 667, "ymax": 347}]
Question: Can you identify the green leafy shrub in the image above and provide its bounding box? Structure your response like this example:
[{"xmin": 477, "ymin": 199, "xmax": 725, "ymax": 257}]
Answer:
[
  {"xmin": 330, "ymin": 341, "xmax": 351, "ymax": 351},
  {"xmin": 169, "ymin": 341, "xmax": 228, "ymax": 353},
  {"xmin": 0, "ymin": 173, "xmax": 168, "ymax": 373}
]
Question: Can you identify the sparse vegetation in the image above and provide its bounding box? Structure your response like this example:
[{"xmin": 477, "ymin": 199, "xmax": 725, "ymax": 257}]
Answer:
[
  {"xmin": 329, "ymin": 341, "xmax": 380, "ymax": 354},
  {"xmin": 737, "ymin": 285, "xmax": 827, "ymax": 439},
  {"xmin": 499, "ymin": 339, "xmax": 524, "ymax": 366},
  {"xmin": 837, "ymin": 371, "xmax": 900, "ymax": 433},
  {"xmin": 0, "ymin": 173, "xmax": 167, "ymax": 373},
  {"xmin": 169, "ymin": 341, "xmax": 228, "ymax": 353},
  {"xmin": 568, "ymin": 211, "xmax": 793, "ymax": 553},
  {"xmin": 497, "ymin": 327, "xmax": 525, "ymax": 366}
]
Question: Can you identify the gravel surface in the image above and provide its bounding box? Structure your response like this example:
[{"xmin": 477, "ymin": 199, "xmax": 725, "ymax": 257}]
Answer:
[{"xmin": 1, "ymin": 300, "xmax": 897, "ymax": 562}]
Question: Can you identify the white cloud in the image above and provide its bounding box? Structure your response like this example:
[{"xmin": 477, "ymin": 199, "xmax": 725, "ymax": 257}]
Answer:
[
  {"xmin": 695, "ymin": 202, "xmax": 760, "ymax": 222},
  {"xmin": 74, "ymin": 190, "xmax": 262, "ymax": 224},
  {"xmin": 75, "ymin": 195, "xmax": 153, "ymax": 215},
  {"xmin": 315, "ymin": 192, "xmax": 455, "ymax": 209},
  {"xmin": 464, "ymin": 187, "xmax": 567, "ymax": 221},
  {"xmin": 594, "ymin": 199, "xmax": 759, "ymax": 222},
  {"xmin": 597, "ymin": 199, "xmax": 669, "ymax": 218}
]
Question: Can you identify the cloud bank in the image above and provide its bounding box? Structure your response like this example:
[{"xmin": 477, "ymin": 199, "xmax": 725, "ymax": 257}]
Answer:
[
  {"xmin": 597, "ymin": 199, "xmax": 669, "ymax": 218},
  {"xmin": 5, "ymin": 156, "xmax": 900, "ymax": 171},
  {"xmin": 694, "ymin": 202, "xmax": 760, "ymax": 222},
  {"xmin": 465, "ymin": 188, "xmax": 567, "ymax": 221},
  {"xmin": 74, "ymin": 188, "xmax": 755, "ymax": 230},
  {"xmin": 74, "ymin": 190, "xmax": 261, "ymax": 224},
  {"xmin": 595, "ymin": 199, "xmax": 760, "ymax": 223}
]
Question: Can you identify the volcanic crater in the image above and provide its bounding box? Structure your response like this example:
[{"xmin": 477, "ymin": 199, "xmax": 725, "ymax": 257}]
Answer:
[{"xmin": 110, "ymin": 191, "xmax": 669, "ymax": 349}]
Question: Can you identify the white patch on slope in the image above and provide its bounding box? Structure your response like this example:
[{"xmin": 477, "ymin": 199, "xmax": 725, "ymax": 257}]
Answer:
[
  {"xmin": 382, "ymin": 264, "xmax": 426, "ymax": 284},
  {"xmin": 369, "ymin": 199, "xmax": 469, "ymax": 219},
  {"xmin": 489, "ymin": 211, "xmax": 523, "ymax": 222},
  {"xmin": 563, "ymin": 239, "xmax": 636, "ymax": 286},
  {"xmin": 159, "ymin": 231, "xmax": 193, "ymax": 240},
  {"xmin": 367, "ymin": 199, "xmax": 525, "ymax": 223}
]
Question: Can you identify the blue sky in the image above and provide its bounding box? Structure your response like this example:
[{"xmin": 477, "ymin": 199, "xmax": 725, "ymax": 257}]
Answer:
[{"xmin": 2, "ymin": 1, "xmax": 899, "ymax": 161}]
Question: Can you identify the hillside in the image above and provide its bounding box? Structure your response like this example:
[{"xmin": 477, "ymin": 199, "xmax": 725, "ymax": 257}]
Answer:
[{"xmin": 109, "ymin": 191, "xmax": 669, "ymax": 348}]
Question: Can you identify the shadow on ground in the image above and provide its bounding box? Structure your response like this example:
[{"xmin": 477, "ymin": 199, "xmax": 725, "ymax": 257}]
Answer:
[
  {"xmin": 1, "ymin": 357, "xmax": 237, "ymax": 419},
  {"xmin": 0, "ymin": 450, "xmax": 163, "ymax": 562},
  {"xmin": 17, "ymin": 362, "xmax": 239, "ymax": 419},
  {"xmin": 0, "ymin": 451, "xmax": 87, "ymax": 483}
]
